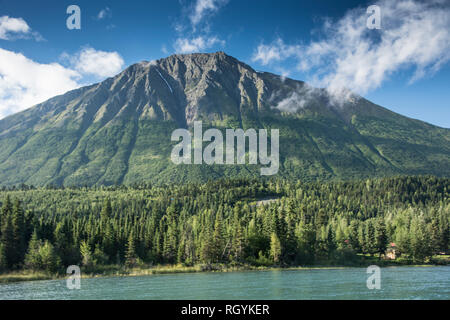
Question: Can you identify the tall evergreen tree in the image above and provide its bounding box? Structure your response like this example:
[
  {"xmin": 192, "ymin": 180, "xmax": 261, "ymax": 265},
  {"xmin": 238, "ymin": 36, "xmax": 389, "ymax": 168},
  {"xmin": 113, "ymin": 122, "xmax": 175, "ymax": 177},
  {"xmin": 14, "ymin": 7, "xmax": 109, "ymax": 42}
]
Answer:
[
  {"xmin": 125, "ymin": 232, "xmax": 137, "ymax": 267},
  {"xmin": 270, "ymin": 233, "xmax": 282, "ymax": 264},
  {"xmin": 374, "ymin": 219, "xmax": 388, "ymax": 258},
  {"xmin": 0, "ymin": 196, "xmax": 12, "ymax": 227},
  {"xmin": 0, "ymin": 214, "xmax": 14, "ymax": 269},
  {"xmin": 24, "ymin": 230, "xmax": 42, "ymax": 270},
  {"xmin": 212, "ymin": 211, "xmax": 225, "ymax": 262},
  {"xmin": 12, "ymin": 199, "xmax": 26, "ymax": 266}
]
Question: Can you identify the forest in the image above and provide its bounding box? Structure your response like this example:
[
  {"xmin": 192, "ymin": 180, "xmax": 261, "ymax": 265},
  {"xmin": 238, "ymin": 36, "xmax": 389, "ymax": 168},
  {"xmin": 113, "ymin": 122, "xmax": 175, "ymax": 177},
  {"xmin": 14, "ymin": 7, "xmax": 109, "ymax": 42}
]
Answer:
[{"xmin": 0, "ymin": 176, "xmax": 448, "ymax": 275}]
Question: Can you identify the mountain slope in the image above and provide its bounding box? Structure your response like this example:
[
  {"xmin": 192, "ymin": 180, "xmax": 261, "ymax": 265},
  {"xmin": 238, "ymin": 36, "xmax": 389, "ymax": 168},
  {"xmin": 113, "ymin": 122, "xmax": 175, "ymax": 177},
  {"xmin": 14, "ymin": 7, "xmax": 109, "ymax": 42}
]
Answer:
[{"xmin": 0, "ymin": 52, "xmax": 449, "ymax": 186}]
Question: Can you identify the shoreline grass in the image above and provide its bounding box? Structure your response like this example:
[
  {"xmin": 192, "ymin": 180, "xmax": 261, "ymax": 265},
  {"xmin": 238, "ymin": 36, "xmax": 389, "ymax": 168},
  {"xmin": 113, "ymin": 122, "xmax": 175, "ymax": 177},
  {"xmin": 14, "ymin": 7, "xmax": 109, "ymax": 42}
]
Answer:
[
  {"xmin": 0, "ymin": 271, "xmax": 60, "ymax": 284},
  {"xmin": 1, "ymin": 256, "xmax": 448, "ymax": 284}
]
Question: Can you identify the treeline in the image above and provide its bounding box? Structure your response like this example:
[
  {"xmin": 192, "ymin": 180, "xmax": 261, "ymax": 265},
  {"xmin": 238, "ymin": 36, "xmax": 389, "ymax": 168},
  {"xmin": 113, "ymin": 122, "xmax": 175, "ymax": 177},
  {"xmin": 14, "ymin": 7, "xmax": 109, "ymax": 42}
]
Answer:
[{"xmin": 0, "ymin": 176, "xmax": 448, "ymax": 273}]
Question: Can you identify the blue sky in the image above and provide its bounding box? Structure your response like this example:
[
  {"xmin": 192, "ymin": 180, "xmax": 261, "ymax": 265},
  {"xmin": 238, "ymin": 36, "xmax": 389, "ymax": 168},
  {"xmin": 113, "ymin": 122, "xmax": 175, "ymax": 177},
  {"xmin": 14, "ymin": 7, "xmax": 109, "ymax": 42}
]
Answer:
[{"xmin": 0, "ymin": 0, "xmax": 449, "ymax": 127}]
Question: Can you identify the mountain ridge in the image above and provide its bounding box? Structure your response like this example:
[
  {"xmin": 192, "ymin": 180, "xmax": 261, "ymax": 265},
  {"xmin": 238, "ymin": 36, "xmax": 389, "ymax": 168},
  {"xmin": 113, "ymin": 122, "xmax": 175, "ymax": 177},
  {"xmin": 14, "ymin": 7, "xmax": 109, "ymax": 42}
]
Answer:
[{"xmin": 0, "ymin": 51, "xmax": 449, "ymax": 186}]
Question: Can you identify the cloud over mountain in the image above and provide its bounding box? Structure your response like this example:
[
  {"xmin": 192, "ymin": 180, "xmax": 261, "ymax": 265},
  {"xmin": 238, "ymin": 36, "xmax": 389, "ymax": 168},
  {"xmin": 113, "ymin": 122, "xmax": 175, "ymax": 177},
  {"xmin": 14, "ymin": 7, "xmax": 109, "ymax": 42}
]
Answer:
[
  {"xmin": 174, "ymin": 36, "xmax": 225, "ymax": 54},
  {"xmin": 69, "ymin": 47, "xmax": 125, "ymax": 78},
  {"xmin": 0, "ymin": 45, "xmax": 124, "ymax": 119},
  {"xmin": 252, "ymin": 0, "xmax": 450, "ymax": 103},
  {"xmin": 0, "ymin": 48, "xmax": 80, "ymax": 118},
  {"xmin": 189, "ymin": 0, "xmax": 229, "ymax": 28},
  {"xmin": 173, "ymin": 0, "xmax": 227, "ymax": 54}
]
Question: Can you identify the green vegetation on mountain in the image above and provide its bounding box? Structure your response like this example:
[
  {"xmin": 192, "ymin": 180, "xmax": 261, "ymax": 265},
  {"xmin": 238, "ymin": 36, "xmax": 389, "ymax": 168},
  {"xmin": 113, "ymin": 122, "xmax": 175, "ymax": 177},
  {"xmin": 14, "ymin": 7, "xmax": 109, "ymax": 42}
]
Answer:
[
  {"xmin": 0, "ymin": 52, "xmax": 448, "ymax": 187},
  {"xmin": 0, "ymin": 176, "xmax": 448, "ymax": 276}
]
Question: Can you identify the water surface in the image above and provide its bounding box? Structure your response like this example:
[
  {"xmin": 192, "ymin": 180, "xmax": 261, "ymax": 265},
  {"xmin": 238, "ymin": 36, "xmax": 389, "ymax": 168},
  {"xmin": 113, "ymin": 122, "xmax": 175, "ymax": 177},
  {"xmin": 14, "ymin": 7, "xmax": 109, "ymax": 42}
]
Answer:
[{"xmin": 1, "ymin": 266, "xmax": 448, "ymax": 300}]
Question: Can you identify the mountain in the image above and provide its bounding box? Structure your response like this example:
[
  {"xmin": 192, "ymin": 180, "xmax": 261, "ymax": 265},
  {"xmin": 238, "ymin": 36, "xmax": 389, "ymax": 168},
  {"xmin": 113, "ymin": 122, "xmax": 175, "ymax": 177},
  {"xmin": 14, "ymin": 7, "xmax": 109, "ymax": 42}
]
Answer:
[{"xmin": 0, "ymin": 51, "xmax": 449, "ymax": 186}]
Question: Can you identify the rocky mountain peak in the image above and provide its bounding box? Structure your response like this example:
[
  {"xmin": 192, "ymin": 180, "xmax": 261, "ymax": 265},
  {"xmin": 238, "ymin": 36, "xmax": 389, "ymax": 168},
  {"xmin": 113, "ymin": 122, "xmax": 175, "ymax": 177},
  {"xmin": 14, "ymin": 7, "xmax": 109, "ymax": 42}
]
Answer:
[{"xmin": 0, "ymin": 52, "xmax": 448, "ymax": 187}]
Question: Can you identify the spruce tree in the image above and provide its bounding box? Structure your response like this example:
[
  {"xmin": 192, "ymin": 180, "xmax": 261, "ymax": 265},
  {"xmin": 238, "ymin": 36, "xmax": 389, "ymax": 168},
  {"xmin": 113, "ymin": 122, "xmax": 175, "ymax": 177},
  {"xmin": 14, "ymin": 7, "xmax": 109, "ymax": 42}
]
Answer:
[
  {"xmin": 374, "ymin": 219, "xmax": 388, "ymax": 258},
  {"xmin": 0, "ymin": 214, "xmax": 14, "ymax": 270},
  {"xmin": 212, "ymin": 211, "xmax": 225, "ymax": 262},
  {"xmin": 101, "ymin": 199, "xmax": 112, "ymax": 220},
  {"xmin": 12, "ymin": 199, "xmax": 26, "ymax": 266},
  {"xmin": 24, "ymin": 230, "xmax": 42, "ymax": 270},
  {"xmin": 1, "ymin": 196, "xmax": 12, "ymax": 227},
  {"xmin": 270, "ymin": 233, "xmax": 282, "ymax": 264},
  {"xmin": 125, "ymin": 232, "xmax": 137, "ymax": 267},
  {"xmin": 80, "ymin": 240, "xmax": 92, "ymax": 266}
]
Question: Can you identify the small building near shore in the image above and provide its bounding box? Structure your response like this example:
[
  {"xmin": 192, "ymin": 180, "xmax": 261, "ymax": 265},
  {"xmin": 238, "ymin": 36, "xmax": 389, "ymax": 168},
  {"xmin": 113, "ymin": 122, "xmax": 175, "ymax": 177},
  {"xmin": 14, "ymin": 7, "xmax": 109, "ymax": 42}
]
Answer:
[{"xmin": 385, "ymin": 243, "xmax": 400, "ymax": 260}]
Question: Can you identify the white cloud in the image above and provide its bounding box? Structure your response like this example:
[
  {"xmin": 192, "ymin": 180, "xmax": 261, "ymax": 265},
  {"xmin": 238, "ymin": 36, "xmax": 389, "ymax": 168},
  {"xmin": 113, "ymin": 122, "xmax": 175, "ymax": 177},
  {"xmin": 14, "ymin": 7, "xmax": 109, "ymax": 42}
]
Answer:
[
  {"xmin": 0, "ymin": 47, "xmax": 125, "ymax": 119},
  {"xmin": 270, "ymin": 83, "xmax": 321, "ymax": 113},
  {"xmin": 174, "ymin": 36, "xmax": 225, "ymax": 54},
  {"xmin": 70, "ymin": 47, "xmax": 125, "ymax": 78},
  {"xmin": 190, "ymin": 0, "xmax": 228, "ymax": 27},
  {"xmin": 0, "ymin": 48, "xmax": 81, "ymax": 118},
  {"xmin": 252, "ymin": 0, "xmax": 450, "ymax": 104},
  {"xmin": 252, "ymin": 38, "xmax": 301, "ymax": 65},
  {"xmin": 97, "ymin": 7, "xmax": 112, "ymax": 20},
  {"xmin": 0, "ymin": 16, "xmax": 29, "ymax": 39},
  {"xmin": 0, "ymin": 16, "xmax": 42, "ymax": 41},
  {"xmin": 170, "ymin": 0, "xmax": 228, "ymax": 54},
  {"xmin": 274, "ymin": 91, "xmax": 308, "ymax": 113}
]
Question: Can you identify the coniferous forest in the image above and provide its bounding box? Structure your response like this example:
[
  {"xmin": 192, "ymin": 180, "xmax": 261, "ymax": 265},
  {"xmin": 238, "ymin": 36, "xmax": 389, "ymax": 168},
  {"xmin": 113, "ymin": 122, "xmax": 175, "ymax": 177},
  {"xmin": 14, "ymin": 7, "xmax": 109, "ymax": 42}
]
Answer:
[{"xmin": 0, "ymin": 176, "xmax": 448, "ymax": 276}]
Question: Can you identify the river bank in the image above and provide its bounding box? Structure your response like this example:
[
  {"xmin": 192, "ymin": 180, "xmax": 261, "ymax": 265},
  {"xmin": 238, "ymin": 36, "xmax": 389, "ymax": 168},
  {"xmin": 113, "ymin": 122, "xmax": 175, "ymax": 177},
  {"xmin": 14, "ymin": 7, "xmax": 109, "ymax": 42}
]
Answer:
[{"xmin": 1, "ymin": 254, "xmax": 448, "ymax": 284}]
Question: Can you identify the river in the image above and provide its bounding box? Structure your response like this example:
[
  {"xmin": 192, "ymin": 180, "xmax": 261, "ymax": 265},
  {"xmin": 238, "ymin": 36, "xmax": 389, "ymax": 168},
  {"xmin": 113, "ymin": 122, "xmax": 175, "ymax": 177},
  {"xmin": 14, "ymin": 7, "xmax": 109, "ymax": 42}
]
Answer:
[{"xmin": 0, "ymin": 266, "xmax": 448, "ymax": 300}]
